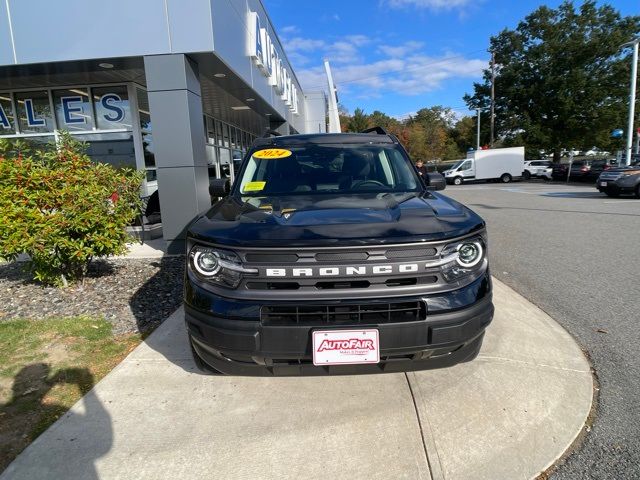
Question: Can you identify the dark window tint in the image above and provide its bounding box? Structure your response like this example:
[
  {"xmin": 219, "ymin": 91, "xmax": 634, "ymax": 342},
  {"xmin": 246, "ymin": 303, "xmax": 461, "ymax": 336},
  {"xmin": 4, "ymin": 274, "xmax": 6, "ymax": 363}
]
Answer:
[{"xmin": 238, "ymin": 144, "xmax": 420, "ymax": 196}]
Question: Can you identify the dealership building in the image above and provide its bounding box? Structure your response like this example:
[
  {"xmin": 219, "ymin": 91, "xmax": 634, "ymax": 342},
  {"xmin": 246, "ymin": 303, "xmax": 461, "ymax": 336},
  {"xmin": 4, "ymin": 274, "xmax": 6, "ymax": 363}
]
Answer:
[{"xmin": 0, "ymin": 0, "xmax": 327, "ymax": 250}]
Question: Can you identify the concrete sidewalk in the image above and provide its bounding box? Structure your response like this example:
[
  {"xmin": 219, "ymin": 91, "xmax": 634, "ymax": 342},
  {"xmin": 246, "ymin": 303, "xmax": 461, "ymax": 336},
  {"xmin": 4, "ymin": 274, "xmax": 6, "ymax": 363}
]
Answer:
[
  {"xmin": 115, "ymin": 239, "xmax": 171, "ymax": 259},
  {"xmin": 1, "ymin": 279, "xmax": 593, "ymax": 480}
]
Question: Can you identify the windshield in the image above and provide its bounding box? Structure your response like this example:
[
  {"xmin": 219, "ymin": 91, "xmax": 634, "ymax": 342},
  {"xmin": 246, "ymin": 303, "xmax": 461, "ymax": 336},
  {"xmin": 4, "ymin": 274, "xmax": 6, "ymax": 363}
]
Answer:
[
  {"xmin": 449, "ymin": 160, "xmax": 464, "ymax": 170},
  {"xmin": 236, "ymin": 144, "xmax": 421, "ymax": 196}
]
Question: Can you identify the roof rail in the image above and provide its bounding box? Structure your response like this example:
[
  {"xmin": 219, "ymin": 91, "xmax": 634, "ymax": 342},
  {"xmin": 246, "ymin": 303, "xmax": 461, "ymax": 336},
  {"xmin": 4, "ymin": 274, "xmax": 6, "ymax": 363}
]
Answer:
[
  {"xmin": 262, "ymin": 129, "xmax": 282, "ymax": 138},
  {"xmin": 360, "ymin": 126, "xmax": 389, "ymax": 135}
]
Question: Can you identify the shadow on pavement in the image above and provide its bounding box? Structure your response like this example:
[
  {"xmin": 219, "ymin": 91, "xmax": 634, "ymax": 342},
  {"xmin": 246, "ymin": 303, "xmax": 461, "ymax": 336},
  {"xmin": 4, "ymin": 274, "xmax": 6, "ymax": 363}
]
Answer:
[
  {"xmin": 128, "ymin": 256, "xmax": 195, "ymax": 372},
  {"xmin": 129, "ymin": 257, "xmax": 184, "ymax": 334},
  {"xmin": 0, "ymin": 364, "xmax": 112, "ymax": 479},
  {"xmin": 540, "ymin": 191, "xmax": 607, "ymax": 199},
  {"xmin": 470, "ymin": 204, "xmax": 640, "ymax": 217}
]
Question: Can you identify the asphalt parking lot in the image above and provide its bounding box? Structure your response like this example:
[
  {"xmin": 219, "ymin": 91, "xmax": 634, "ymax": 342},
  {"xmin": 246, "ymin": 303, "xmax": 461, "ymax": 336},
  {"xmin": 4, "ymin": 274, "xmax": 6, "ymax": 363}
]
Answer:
[{"xmin": 445, "ymin": 181, "xmax": 640, "ymax": 480}]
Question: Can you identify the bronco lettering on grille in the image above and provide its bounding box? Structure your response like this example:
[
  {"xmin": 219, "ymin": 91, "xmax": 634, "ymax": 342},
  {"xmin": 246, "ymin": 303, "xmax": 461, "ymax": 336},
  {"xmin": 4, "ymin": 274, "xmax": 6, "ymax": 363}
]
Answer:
[{"xmin": 265, "ymin": 263, "xmax": 424, "ymax": 277}]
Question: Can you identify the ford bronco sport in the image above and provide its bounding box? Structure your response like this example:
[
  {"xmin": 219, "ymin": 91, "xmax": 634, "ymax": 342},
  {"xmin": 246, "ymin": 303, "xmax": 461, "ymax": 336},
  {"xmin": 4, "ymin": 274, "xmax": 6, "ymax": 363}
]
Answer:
[{"xmin": 184, "ymin": 128, "xmax": 494, "ymax": 375}]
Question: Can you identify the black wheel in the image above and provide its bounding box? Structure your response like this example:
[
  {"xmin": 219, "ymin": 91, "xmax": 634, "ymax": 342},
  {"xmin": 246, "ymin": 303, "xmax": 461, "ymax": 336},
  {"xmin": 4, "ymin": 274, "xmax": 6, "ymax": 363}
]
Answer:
[
  {"xmin": 500, "ymin": 173, "xmax": 512, "ymax": 183},
  {"xmin": 453, "ymin": 177, "xmax": 463, "ymax": 185},
  {"xmin": 635, "ymin": 185, "xmax": 640, "ymax": 199},
  {"xmin": 523, "ymin": 170, "xmax": 531, "ymax": 180},
  {"xmin": 605, "ymin": 190, "xmax": 619, "ymax": 198}
]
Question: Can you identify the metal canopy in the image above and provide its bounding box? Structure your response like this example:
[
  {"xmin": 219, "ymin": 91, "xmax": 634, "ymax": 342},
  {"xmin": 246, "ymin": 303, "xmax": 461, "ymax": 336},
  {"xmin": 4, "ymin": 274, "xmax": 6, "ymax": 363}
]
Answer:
[{"xmin": 0, "ymin": 52, "xmax": 284, "ymax": 137}]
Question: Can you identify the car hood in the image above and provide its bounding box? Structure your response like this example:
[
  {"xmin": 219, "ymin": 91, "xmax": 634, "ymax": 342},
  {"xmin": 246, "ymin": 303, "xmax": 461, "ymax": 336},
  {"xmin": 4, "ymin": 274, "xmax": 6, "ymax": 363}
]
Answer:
[
  {"xmin": 604, "ymin": 165, "xmax": 640, "ymax": 174},
  {"xmin": 188, "ymin": 192, "xmax": 485, "ymax": 247}
]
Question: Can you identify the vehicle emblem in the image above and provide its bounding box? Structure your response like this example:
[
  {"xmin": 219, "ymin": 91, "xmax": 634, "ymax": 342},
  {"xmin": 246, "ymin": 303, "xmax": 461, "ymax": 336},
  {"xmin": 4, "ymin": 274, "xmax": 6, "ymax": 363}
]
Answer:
[{"xmin": 281, "ymin": 208, "xmax": 296, "ymax": 220}]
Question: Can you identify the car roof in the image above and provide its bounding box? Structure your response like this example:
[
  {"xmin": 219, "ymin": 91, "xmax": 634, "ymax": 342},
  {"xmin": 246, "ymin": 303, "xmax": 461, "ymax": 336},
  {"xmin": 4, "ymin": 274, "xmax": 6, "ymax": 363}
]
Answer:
[{"xmin": 252, "ymin": 132, "xmax": 397, "ymax": 148}]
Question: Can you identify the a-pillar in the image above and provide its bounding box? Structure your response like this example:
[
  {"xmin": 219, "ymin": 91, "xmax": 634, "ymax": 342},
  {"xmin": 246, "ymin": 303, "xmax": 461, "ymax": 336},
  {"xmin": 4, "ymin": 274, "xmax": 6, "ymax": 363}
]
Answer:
[{"xmin": 144, "ymin": 54, "xmax": 210, "ymax": 253}]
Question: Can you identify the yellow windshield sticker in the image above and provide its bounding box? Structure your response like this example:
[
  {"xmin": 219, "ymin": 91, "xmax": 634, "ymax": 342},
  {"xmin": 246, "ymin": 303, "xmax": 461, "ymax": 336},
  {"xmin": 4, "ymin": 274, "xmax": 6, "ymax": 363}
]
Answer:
[
  {"xmin": 243, "ymin": 181, "xmax": 266, "ymax": 192},
  {"xmin": 253, "ymin": 148, "xmax": 292, "ymax": 159}
]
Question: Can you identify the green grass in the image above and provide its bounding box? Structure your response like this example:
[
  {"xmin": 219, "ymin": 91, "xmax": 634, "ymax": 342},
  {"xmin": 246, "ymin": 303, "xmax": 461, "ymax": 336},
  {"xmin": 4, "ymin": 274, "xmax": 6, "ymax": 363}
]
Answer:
[{"xmin": 0, "ymin": 317, "xmax": 140, "ymax": 473}]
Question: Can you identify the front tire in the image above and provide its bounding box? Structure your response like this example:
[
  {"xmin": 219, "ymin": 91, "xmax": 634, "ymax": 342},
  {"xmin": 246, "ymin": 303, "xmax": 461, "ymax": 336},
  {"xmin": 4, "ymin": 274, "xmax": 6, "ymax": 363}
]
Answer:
[
  {"xmin": 453, "ymin": 177, "xmax": 463, "ymax": 185},
  {"xmin": 523, "ymin": 170, "xmax": 531, "ymax": 180},
  {"xmin": 500, "ymin": 173, "xmax": 512, "ymax": 183},
  {"xmin": 635, "ymin": 185, "xmax": 640, "ymax": 199},
  {"xmin": 605, "ymin": 190, "xmax": 619, "ymax": 198}
]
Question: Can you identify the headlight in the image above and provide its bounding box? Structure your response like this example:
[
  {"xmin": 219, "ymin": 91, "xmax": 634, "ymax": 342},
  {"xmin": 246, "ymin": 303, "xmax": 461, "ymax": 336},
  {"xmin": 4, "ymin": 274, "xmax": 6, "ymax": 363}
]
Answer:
[
  {"xmin": 440, "ymin": 236, "xmax": 487, "ymax": 282},
  {"xmin": 193, "ymin": 250, "xmax": 220, "ymax": 276},
  {"xmin": 189, "ymin": 245, "xmax": 257, "ymax": 288},
  {"xmin": 457, "ymin": 241, "xmax": 483, "ymax": 267}
]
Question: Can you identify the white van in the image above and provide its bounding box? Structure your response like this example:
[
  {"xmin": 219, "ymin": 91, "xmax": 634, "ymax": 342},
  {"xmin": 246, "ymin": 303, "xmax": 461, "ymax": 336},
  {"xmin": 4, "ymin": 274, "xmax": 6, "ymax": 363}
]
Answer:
[{"xmin": 444, "ymin": 147, "xmax": 525, "ymax": 185}]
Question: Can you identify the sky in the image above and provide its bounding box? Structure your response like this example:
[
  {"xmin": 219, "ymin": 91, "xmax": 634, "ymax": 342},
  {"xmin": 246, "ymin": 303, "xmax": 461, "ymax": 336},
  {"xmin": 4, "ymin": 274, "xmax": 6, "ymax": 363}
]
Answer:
[{"xmin": 263, "ymin": 0, "xmax": 638, "ymax": 120}]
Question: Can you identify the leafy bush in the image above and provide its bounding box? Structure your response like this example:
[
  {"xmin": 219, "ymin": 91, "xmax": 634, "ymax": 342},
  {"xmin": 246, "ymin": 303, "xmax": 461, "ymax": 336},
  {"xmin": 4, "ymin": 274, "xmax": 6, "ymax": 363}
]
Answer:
[{"xmin": 0, "ymin": 133, "xmax": 144, "ymax": 286}]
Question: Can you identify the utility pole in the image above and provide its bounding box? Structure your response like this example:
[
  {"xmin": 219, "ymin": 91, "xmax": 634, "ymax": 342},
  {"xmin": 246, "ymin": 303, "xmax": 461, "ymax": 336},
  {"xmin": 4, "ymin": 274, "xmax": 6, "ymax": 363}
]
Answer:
[
  {"xmin": 490, "ymin": 50, "xmax": 495, "ymax": 148},
  {"xmin": 476, "ymin": 109, "xmax": 481, "ymax": 151},
  {"xmin": 323, "ymin": 59, "xmax": 341, "ymax": 133},
  {"xmin": 622, "ymin": 38, "xmax": 639, "ymax": 166}
]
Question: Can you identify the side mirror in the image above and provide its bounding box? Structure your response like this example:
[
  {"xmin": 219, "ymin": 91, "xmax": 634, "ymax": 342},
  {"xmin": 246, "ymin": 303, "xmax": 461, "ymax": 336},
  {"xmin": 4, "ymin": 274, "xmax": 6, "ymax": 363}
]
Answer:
[
  {"xmin": 426, "ymin": 172, "xmax": 446, "ymax": 191},
  {"xmin": 209, "ymin": 178, "xmax": 230, "ymax": 197}
]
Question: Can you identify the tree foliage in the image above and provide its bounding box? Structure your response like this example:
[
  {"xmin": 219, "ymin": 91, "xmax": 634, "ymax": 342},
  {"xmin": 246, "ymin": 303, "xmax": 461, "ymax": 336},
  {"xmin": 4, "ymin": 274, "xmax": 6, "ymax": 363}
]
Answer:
[
  {"xmin": 345, "ymin": 108, "xmax": 370, "ymax": 132},
  {"xmin": 341, "ymin": 106, "xmax": 470, "ymax": 161},
  {"xmin": 0, "ymin": 133, "xmax": 144, "ymax": 286},
  {"xmin": 464, "ymin": 1, "xmax": 640, "ymax": 161}
]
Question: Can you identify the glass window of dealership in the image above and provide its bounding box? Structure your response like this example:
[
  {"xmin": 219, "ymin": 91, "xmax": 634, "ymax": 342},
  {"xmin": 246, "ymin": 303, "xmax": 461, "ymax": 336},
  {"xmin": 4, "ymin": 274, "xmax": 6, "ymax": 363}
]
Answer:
[{"xmin": 0, "ymin": 84, "xmax": 257, "ymax": 195}]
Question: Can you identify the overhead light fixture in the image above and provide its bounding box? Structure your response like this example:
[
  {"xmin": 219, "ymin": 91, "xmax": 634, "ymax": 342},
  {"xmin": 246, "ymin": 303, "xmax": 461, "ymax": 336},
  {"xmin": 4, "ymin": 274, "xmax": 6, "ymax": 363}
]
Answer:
[
  {"xmin": 265, "ymin": 113, "xmax": 272, "ymax": 116},
  {"xmin": 231, "ymin": 106, "xmax": 251, "ymax": 111},
  {"xmin": 214, "ymin": 73, "xmax": 226, "ymax": 78},
  {"xmin": 98, "ymin": 62, "xmax": 114, "ymax": 69},
  {"xmin": 246, "ymin": 98, "xmax": 255, "ymax": 102}
]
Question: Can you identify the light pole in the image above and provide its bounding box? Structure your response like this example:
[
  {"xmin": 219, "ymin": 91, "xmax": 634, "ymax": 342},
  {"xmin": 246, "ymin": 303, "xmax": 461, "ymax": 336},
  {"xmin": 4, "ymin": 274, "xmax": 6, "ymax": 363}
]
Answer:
[
  {"xmin": 490, "ymin": 50, "xmax": 495, "ymax": 148},
  {"xmin": 476, "ymin": 109, "xmax": 481, "ymax": 151},
  {"xmin": 621, "ymin": 38, "xmax": 639, "ymax": 166}
]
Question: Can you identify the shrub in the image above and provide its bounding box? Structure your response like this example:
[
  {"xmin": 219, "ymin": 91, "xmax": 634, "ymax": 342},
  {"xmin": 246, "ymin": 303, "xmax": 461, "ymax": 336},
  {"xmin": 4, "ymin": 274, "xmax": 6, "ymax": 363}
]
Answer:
[{"xmin": 0, "ymin": 133, "xmax": 144, "ymax": 286}]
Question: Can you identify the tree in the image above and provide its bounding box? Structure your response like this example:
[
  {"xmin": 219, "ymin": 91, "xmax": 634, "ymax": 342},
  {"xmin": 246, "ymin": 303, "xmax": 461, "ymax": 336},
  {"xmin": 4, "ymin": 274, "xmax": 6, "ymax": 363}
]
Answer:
[
  {"xmin": 464, "ymin": 1, "xmax": 640, "ymax": 161},
  {"xmin": 338, "ymin": 103, "xmax": 351, "ymax": 132},
  {"xmin": 450, "ymin": 116, "xmax": 477, "ymax": 155},
  {"xmin": 368, "ymin": 110, "xmax": 402, "ymax": 134},
  {"xmin": 345, "ymin": 108, "xmax": 370, "ymax": 132},
  {"xmin": 405, "ymin": 106, "xmax": 458, "ymax": 161},
  {"xmin": 0, "ymin": 134, "xmax": 143, "ymax": 286}
]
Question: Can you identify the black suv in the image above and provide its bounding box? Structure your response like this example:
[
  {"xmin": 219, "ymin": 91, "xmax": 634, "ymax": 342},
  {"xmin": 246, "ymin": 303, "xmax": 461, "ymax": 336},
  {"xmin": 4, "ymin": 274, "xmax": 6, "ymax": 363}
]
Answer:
[
  {"xmin": 597, "ymin": 162, "xmax": 640, "ymax": 198},
  {"xmin": 184, "ymin": 130, "xmax": 494, "ymax": 376}
]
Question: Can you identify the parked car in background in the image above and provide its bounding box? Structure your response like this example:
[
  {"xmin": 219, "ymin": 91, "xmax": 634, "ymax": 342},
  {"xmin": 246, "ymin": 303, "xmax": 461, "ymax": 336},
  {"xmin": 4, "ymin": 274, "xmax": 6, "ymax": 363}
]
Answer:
[
  {"xmin": 569, "ymin": 160, "xmax": 593, "ymax": 180},
  {"xmin": 551, "ymin": 163, "xmax": 569, "ymax": 180},
  {"xmin": 587, "ymin": 159, "xmax": 617, "ymax": 181},
  {"xmin": 551, "ymin": 159, "xmax": 616, "ymax": 181},
  {"xmin": 523, "ymin": 160, "xmax": 551, "ymax": 180},
  {"xmin": 540, "ymin": 165, "xmax": 553, "ymax": 180},
  {"xmin": 596, "ymin": 162, "xmax": 640, "ymax": 198}
]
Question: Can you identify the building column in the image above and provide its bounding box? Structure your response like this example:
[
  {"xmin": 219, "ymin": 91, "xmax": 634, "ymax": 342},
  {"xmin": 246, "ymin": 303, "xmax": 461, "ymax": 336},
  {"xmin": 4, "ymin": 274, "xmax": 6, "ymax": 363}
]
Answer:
[{"xmin": 144, "ymin": 54, "xmax": 210, "ymax": 252}]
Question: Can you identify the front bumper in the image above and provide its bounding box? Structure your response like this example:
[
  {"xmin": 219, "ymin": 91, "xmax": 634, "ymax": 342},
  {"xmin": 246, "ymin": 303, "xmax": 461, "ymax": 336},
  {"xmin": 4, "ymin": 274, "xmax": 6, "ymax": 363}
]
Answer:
[
  {"xmin": 596, "ymin": 180, "xmax": 635, "ymax": 195},
  {"xmin": 184, "ymin": 272, "xmax": 494, "ymax": 376}
]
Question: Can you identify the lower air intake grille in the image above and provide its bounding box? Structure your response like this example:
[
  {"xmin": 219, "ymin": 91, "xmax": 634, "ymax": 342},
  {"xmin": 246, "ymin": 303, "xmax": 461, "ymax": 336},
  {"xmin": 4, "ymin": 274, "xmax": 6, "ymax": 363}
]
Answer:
[{"xmin": 261, "ymin": 301, "xmax": 425, "ymax": 326}]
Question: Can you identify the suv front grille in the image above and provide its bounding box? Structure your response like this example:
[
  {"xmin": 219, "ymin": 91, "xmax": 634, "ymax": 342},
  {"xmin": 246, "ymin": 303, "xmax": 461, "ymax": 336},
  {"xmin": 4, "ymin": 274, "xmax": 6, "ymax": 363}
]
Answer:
[
  {"xmin": 261, "ymin": 301, "xmax": 425, "ymax": 326},
  {"xmin": 599, "ymin": 172, "xmax": 622, "ymax": 181}
]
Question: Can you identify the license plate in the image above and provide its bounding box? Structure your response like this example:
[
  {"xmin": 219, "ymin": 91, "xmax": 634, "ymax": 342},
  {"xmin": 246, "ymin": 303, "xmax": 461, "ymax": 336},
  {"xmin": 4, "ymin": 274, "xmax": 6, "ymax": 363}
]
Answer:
[
  {"xmin": 600, "ymin": 181, "xmax": 607, "ymax": 187},
  {"xmin": 312, "ymin": 329, "xmax": 380, "ymax": 366}
]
